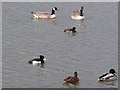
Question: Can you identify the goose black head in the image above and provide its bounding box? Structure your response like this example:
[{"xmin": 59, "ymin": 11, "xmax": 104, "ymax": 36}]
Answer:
[
  {"xmin": 53, "ymin": 7, "xmax": 58, "ymax": 11},
  {"xmin": 81, "ymin": 6, "xmax": 83, "ymax": 10}
]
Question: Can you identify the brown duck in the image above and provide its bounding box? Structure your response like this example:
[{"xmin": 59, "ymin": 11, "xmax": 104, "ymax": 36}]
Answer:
[
  {"xmin": 63, "ymin": 71, "xmax": 79, "ymax": 85},
  {"xmin": 64, "ymin": 27, "xmax": 77, "ymax": 36}
]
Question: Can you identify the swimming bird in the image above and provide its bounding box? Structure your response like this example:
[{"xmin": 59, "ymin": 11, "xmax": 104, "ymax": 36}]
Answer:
[
  {"xmin": 71, "ymin": 6, "xmax": 84, "ymax": 20},
  {"xmin": 28, "ymin": 55, "xmax": 46, "ymax": 66},
  {"xmin": 63, "ymin": 71, "xmax": 79, "ymax": 85},
  {"xmin": 31, "ymin": 7, "xmax": 58, "ymax": 19},
  {"xmin": 64, "ymin": 27, "xmax": 76, "ymax": 36},
  {"xmin": 98, "ymin": 69, "xmax": 117, "ymax": 82}
]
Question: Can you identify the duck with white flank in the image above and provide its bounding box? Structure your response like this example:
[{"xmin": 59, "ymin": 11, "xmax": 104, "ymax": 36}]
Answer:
[
  {"xmin": 28, "ymin": 55, "xmax": 46, "ymax": 66},
  {"xmin": 98, "ymin": 69, "xmax": 117, "ymax": 82},
  {"xmin": 31, "ymin": 7, "xmax": 58, "ymax": 19},
  {"xmin": 63, "ymin": 71, "xmax": 79, "ymax": 85},
  {"xmin": 64, "ymin": 27, "xmax": 77, "ymax": 36},
  {"xmin": 71, "ymin": 6, "xmax": 84, "ymax": 20}
]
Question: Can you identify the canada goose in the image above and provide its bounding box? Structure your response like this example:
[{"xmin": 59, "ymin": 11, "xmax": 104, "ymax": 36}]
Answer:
[
  {"xmin": 31, "ymin": 7, "xmax": 58, "ymax": 19},
  {"xmin": 71, "ymin": 6, "xmax": 84, "ymax": 20}
]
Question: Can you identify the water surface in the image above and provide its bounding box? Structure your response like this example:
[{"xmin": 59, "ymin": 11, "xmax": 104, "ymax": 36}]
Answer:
[{"xmin": 2, "ymin": 2, "xmax": 118, "ymax": 88}]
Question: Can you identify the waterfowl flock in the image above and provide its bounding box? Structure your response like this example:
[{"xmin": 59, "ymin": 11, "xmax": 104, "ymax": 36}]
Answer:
[{"xmin": 29, "ymin": 6, "xmax": 117, "ymax": 87}]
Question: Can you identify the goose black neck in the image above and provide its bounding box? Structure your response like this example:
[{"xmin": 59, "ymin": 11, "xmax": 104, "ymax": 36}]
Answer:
[
  {"xmin": 80, "ymin": 9, "xmax": 83, "ymax": 16},
  {"xmin": 51, "ymin": 9, "xmax": 55, "ymax": 15}
]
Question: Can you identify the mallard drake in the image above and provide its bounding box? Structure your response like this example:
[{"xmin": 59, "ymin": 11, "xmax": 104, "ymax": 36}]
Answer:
[
  {"xmin": 64, "ymin": 27, "xmax": 76, "ymax": 36},
  {"xmin": 63, "ymin": 71, "xmax": 79, "ymax": 85},
  {"xmin": 31, "ymin": 7, "xmax": 58, "ymax": 19},
  {"xmin": 98, "ymin": 69, "xmax": 117, "ymax": 82},
  {"xmin": 28, "ymin": 55, "xmax": 46, "ymax": 66},
  {"xmin": 71, "ymin": 6, "xmax": 84, "ymax": 20}
]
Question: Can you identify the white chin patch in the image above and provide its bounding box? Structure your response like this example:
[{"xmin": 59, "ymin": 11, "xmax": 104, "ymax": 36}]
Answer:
[{"xmin": 52, "ymin": 7, "xmax": 56, "ymax": 11}]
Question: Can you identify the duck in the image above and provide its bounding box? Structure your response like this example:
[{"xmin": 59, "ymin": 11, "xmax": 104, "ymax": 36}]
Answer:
[
  {"xmin": 71, "ymin": 6, "xmax": 84, "ymax": 20},
  {"xmin": 64, "ymin": 27, "xmax": 76, "ymax": 36},
  {"xmin": 28, "ymin": 55, "xmax": 46, "ymax": 66},
  {"xmin": 31, "ymin": 7, "xmax": 58, "ymax": 19},
  {"xmin": 63, "ymin": 71, "xmax": 79, "ymax": 85},
  {"xmin": 98, "ymin": 69, "xmax": 117, "ymax": 82}
]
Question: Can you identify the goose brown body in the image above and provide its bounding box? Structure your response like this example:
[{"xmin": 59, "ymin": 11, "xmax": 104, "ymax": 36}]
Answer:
[
  {"xmin": 71, "ymin": 6, "xmax": 84, "ymax": 20},
  {"xmin": 31, "ymin": 7, "xmax": 58, "ymax": 19}
]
